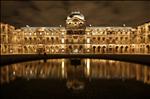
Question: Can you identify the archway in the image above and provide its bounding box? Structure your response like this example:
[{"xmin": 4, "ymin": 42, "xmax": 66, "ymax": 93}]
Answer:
[
  {"xmin": 69, "ymin": 45, "xmax": 72, "ymax": 53},
  {"xmin": 146, "ymin": 45, "xmax": 150, "ymax": 53},
  {"xmin": 45, "ymin": 46, "xmax": 50, "ymax": 53},
  {"xmin": 108, "ymin": 45, "xmax": 113, "ymax": 53},
  {"xmin": 93, "ymin": 46, "xmax": 96, "ymax": 53},
  {"xmin": 120, "ymin": 46, "xmax": 123, "ymax": 53},
  {"xmin": 139, "ymin": 45, "xmax": 144, "ymax": 53},
  {"xmin": 50, "ymin": 46, "xmax": 54, "ymax": 53},
  {"xmin": 55, "ymin": 46, "xmax": 59, "ymax": 53},
  {"xmin": 79, "ymin": 45, "xmax": 83, "ymax": 53},
  {"xmin": 102, "ymin": 46, "xmax": 106, "ymax": 53},
  {"xmin": 51, "ymin": 37, "xmax": 54, "ymax": 43},
  {"xmin": 24, "ymin": 46, "xmax": 28, "ymax": 53},
  {"xmin": 115, "ymin": 46, "xmax": 119, "ymax": 53},
  {"xmin": 98, "ymin": 46, "xmax": 101, "ymax": 53},
  {"xmin": 125, "ymin": 46, "xmax": 128, "ymax": 53}
]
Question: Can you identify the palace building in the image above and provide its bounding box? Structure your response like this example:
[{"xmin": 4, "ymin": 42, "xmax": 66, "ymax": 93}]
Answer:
[{"xmin": 1, "ymin": 11, "xmax": 150, "ymax": 55}]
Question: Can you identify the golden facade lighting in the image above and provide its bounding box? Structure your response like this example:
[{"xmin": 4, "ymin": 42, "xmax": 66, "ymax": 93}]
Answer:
[{"xmin": 0, "ymin": 12, "xmax": 150, "ymax": 55}]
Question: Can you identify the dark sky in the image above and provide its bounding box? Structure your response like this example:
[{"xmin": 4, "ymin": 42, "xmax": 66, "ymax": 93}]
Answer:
[{"xmin": 1, "ymin": 1, "xmax": 150, "ymax": 28}]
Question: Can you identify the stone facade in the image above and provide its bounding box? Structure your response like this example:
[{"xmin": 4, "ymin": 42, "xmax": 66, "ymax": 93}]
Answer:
[{"xmin": 1, "ymin": 11, "xmax": 150, "ymax": 55}]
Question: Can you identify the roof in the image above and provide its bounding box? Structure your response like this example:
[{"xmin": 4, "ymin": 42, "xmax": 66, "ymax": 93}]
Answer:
[{"xmin": 67, "ymin": 11, "xmax": 85, "ymax": 20}]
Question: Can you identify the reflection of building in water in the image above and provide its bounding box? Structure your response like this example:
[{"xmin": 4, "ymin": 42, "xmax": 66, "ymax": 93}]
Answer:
[
  {"xmin": 90, "ymin": 60, "xmax": 150, "ymax": 84},
  {"xmin": 1, "ymin": 11, "xmax": 150, "ymax": 54},
  {"xmin": 0, "ymin": 59, "xmax": 67, "ymax": 84},
  {"xmin": 0, "ymin": 59, "xmax": 150, "ymax": 85},
  {"xmin": 66, "ymin": 79, "xmax": 85, "ymax": 91}
]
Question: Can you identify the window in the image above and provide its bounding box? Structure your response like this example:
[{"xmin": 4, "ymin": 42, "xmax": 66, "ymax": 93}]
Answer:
[
  {"xmin": 87, "ymin": 38, "xmax": 90, "ymax": 43},
  {"xmin": 61, "ymin": 38, "xmax": 65, "ymax": 43},
  {"xmin": 148, "ymin": 25, "xmax": 150, "ymax": 31}
]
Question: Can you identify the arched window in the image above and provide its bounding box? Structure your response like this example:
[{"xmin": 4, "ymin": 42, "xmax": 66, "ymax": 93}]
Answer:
[
  {"xmin": 120, "ymin": 46, "xmax": 123, "ymax": 53},
  {"xmin": 146, "ymin": 45, "xmax": 150, "ymax": 53},
  {"xmin": 98, "ymin": 46, "xmax": 100, "ymax": 52},
  {"xmin": 93, "ymin": 46, "xmax": 96, "ymax": 53},
  {"xmin": 125, "ymin": 46, "xmax": 128, "ymax": 53}
]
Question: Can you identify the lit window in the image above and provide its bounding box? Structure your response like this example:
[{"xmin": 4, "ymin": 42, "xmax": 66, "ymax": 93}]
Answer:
[
  {"xmin": 74, "ymin": 49, "xmax": 78, "ymax": 53},
  {"xmin": 61, "ymin": 38, "xmax": 65, "ymax": 43},
  {"xmin": 87, "ymin": 44, "xmax": 90, "ymax": 48},
  {"xmin": 13, "ymin": 71, "xmax": 16, "ymax": 75},
  {"xmin": 62, "ymin": 49, "xmax": 64, "ymax": 52},
  {"xmin": 56, "ymin": 50, "xmax": 59, "ymax": 52},
  {"xmin": 52, "ymin": 49, "xmax": 54, "ymax": 52},
  {"xmin": 61, "ymin": 45, "xmax": 65, "ymax": 48},
  {"xmin": 87, "ymin": 38, "xmax": 90, "ymax": 43},
  {"xmin": 62, "ymin": 32, "xmax": 64, "ymax": 35},
  {"xmin": 10, "ymin": 49, "xmax": 13, "ymax": 53},
  {"xmin": 87, "ymin": 49, "xmax": 90, "ymax": 52}
]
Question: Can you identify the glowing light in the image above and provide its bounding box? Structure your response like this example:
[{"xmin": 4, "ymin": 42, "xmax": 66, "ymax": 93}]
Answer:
[
  {"xmin": 87, "ymin": 38, "xmax": 90, "ymax": 43},
  {"xmin": 61, "ymin": 59, "xmax": 65, "ymax": 78},
  {"xmin": 10, "ymin": 49, "xmax": 13, "ymax": 53},
  {"xmin": 73, "ymin": 49, "xmax": 78, "ymax": 53},
  {"xmin": 13, "ymin": 71, "xmax": 16, "ymax": 75},
  {"xmin": 30, "ymin": 70, "xmax": 33, "ymax": 74},
  {"xmin": 61, "ymin": 45, "xmax": 65, "ymax": 48},
  {"xmin": 62, "ymin": 49, "xmax": 64, "ymax": 52},
  {"xmin": 86, "ymin": 44, "xmax": 90, "ymax": 48},
  {"xmin": 56, "ymin": 50, "xmax": 59, "ymax": 52},
  {"xmin": 109, "ymin": 60, "xmax": 115, "ymax": 63},
  {"xmin": 62, "ymin": 32, "xmax": 64, "ymax": 35},
  {"xmin": 87, "ymin": 49, "xmax": 90, "ymax": 52},
  {"xmin": 61, "ymin": 38, "xmax": 65, "ymax": 43},
  {"xmin": 86, "ymin": 59, "xmax": 90, "ymax": 77},
  {"xmin": 52, "ymin": 49, "xmax": 54, "ymax": 52}
]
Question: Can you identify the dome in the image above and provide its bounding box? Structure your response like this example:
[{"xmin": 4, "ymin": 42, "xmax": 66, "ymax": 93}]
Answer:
[{"xmin": 67, "ymin": 11, "xmax": 85, "ymax": 20}]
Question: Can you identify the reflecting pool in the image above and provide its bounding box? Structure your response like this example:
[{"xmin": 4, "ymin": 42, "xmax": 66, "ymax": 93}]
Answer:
[{"xmin": 1, "ymin": 59, "xmax": 150, "ymax": 99}]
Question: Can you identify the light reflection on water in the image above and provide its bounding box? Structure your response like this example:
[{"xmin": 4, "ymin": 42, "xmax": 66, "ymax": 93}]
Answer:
[{"xmin": 1, "ymin": 59, "xmax": 150, "ymax": 87}]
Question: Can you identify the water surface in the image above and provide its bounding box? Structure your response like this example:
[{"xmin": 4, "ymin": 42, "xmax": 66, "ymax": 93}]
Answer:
[{"xmin": 1, "ymin": 59, "xmax": 150, "ymax": 99}]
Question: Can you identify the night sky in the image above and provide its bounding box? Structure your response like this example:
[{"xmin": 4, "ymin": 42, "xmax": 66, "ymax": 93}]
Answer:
[{"xmin": 1, "ymin": 1, "xmax": 150, "ymax": 28}]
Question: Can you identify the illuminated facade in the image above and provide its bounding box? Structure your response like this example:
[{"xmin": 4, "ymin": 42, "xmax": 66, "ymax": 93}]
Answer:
[{"xmin": 1, "ymin": 11, "xmax": 150, "ymax": 55}]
